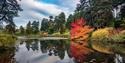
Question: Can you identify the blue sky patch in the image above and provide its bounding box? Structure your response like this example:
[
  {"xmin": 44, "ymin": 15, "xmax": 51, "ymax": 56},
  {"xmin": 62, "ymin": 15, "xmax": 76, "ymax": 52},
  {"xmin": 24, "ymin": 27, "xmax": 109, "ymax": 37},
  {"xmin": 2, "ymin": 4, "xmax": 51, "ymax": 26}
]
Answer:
[{"xmin": 39, "ymin": 0, "xmax": 60, "ymax": 5}]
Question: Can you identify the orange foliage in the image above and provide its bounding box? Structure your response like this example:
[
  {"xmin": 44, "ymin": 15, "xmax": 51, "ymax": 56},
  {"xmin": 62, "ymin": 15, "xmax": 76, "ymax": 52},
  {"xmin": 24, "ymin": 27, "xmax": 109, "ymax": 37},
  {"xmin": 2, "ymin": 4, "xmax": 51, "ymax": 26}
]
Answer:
[
  {"xmin": 40, "ymin": 32, "xmax": 48, "ymax": 36},
  {"xmin": 70, "ymin": 18, "xmax": 94, "ymax": 63}
]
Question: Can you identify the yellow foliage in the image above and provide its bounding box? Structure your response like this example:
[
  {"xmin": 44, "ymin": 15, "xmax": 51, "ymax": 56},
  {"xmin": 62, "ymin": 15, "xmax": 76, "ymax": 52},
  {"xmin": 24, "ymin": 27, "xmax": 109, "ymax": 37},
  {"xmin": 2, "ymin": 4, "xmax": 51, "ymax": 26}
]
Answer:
[
  {"xmin": 91, "ymin": 28, "xmax": 109, "ymax": 41},
  {"xmin": 120, "ymin": 30, "xmax": 125, "ymax": 35},
  {"xmin": 39, "ymin": 32, "xmax": 48, "ymax": 36},
  {"xmin": 92, "ymin": 42, "xmax": 113, "ymax": 54},
  {"xmin": 91, "ymin": 28, "xmax": 114, "ymax": 54}
]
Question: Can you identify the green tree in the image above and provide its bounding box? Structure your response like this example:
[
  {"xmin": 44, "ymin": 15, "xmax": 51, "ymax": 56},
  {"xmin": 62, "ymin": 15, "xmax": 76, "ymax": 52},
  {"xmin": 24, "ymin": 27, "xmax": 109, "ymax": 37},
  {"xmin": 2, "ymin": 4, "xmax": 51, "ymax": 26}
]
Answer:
[
  {"xmin": 120, "ymin": 5, "xmax": 125, "ymax": 19},
  {"xmin": 54, "ymin": 12, "xmax": 66, "ymax": 34},
  {"xmin": 40, "ymin": 18, "xmax": 49, "ymax": 32},
  {"xmin": 0, "ymin": 0, "xmax": 22, "ymax": 26},
  {"xmin": 65, "ymin": 14, "xmax": 74, "ymax": 29},
  {"xmin": 48, "ymin": 16, "xmax": 54, "ymax": 34},
  {"xmin": 0, "ymin": 24, "xmax": 3, "ymax": 31},
  {"xmin": 26, "ymin": 21, "xmax": 32, "ymax": 35},
  {"xmin": 32, "ymin": 21, "xmax": 39, "ymax": 34},
  {"xmin": 19, "ymin": 26, "xmax": 25, "ymax": 35},
  {"xmin": 76, "ymin": 0, "xmax": 114, "ymax": 28},
  {"xmin": 5, "ymin": 24, "xmax": 15, "ymax": 34},
  {"xmin": 112, "ymin": 0, "xmax": 125, "ymax": 8}
]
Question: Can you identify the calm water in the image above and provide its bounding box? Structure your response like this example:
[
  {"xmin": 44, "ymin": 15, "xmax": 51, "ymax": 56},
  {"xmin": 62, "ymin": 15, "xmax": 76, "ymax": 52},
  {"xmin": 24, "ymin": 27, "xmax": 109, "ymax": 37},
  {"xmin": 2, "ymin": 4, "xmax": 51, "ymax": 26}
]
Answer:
[
  {"xmin": 0, "ymin": 39, "xmax": 74, "ymax": 63},
  {"xmin": 0, "ymin": 39, "xmax": 125, "ymax": 63}
]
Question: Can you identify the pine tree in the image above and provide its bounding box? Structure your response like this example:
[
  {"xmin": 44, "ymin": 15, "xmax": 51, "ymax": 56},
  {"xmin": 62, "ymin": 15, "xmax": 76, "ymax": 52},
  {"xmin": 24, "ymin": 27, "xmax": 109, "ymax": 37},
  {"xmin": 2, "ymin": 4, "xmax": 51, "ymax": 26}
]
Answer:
[
  {"xmin": 65, "ymin": 14, "xmax": 74, "ymax": 29},
  {"xmin": 32, "ymin": 21, "xmax": 39, "ymax": 34},
  {"xmin": 54, "ymin": 12, "xmax": 66, "ymax": 34},
  {"xmin": 26, "ymin": 21, "xmax": 32, "ymax": 35},
  {"xmin": 76, "ymin": 0, "xmax": 114, "ymax": 28},
  {"xmin": 0, "ymin": 0, "xmax": 22, "ymax": 26},
  {"xmin": 40, "ymin": 18, "xmax": 49, "ymax": 32},
  {"xmin": 20, "ymin": 26, "xmax": 25, "ymax": 35}
]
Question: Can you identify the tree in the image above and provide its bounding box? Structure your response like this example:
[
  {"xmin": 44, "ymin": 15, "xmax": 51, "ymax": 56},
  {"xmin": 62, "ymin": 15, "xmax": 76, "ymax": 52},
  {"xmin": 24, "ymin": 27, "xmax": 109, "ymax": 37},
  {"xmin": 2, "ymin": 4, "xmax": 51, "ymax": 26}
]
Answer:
[
  {"xmin": 40, "ymin": 18, "xmax": 49, "ymax": 32},
  {"xmin": 19, "ymin": 26, "xmax": 25, "ymax": 35},
  {"xmin": 120, "ymin": 5, "xmax": 125, "ymax": 19},
  {"xmin": 0, "ymin": 0, "xmax": 22, "ymax": 26},
  {"xmin": 65, "ymin": 14, "xmax": 74, "ymax": 29},
  {"xmin": 5, "ymin": 24, "xmax": 15, "ymax": 34},
  {"xmin": 54, "ymin": 12, "xmax": 66, "ymax": 34},
  {"xmin": 32, "ymin": 21, "xmax": 39, "ymax": 34},
  {"xmin": 48, "ymin": 16, "xmax": 54, "ymax": 34},
  {"xmin": 0, "ymin": 24, "xmax": 3, "ymax": 30},
  {"xmin": 118, "ymin": 5, "xmax": 125, "ymax": 29},
  {"xmin": 49, "ymin": 16, "xmax": 53, "ymax": 21},
  {"xmin": 76, "ymin": 0, "xmax": 114, "ymax": 28},
  {"xmin": 26, "ymin": 21, "xmax": 32, "ymax": 35},
  {"xmin": 112, "ymin": 0, "xmax": 125, "ymax": 8}
]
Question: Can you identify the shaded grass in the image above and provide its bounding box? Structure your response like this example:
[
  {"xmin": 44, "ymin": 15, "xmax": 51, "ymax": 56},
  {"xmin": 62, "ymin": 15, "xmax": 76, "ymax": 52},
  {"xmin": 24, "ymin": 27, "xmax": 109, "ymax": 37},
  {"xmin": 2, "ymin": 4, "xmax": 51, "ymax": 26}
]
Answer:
[{"xmin": 0, "ymin": 32, "xmax": 17, "ymax": 47}]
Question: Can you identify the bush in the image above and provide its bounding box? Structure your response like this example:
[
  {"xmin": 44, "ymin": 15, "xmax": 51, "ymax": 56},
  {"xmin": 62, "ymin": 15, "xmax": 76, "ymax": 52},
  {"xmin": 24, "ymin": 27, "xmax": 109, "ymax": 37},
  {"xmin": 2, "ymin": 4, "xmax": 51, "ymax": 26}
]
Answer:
[
  {"xmin": 91, "ymin": 28, "xmax": 125, "ymax": 54},
  {"xmin": 110, "ymin": 34, "xmax": 125, "ymax": 43},
  {"xmin": 110, "ymin": 30, "xmax": 125, "ymax": 43},
  {"xmin": 91, "ymin": 28, "xmax": 114, "ymax": 54},
  {"xmin": 91, "ymin": 28, "xmax": 110, "ymax": 42},
  {"xmin": 0, "ymin": 33, "xmax": 17, "ymax": 47},
  {"xmin": 39, "ymin": 32, "xmax": 48, "ymax": 37},
  {"xmin": 52, "ymin": 32, "xmax": 60, "ymax": 36}
]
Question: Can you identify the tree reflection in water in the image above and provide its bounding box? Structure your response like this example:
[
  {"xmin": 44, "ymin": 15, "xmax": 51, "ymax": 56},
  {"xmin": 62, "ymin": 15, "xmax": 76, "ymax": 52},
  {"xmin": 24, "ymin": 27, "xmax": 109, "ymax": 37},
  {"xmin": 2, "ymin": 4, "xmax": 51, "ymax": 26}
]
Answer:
[
  {"xmin": 0, "ymin": 47, "xmax": 16, "ymax": 63},
  {"xmin": 40, "ymin": 40, "xmax": 48, "ymax": 53},
  {"xmin": 24, "ymin": 39, "xmax": 70, "ymax": 60},
  {"xmin": 31, "ymin": 39, "xmax": 39, "ymax": 51},
  {"xmin": 25, "ymin": 39, "xmax": 39, "ymax": 51},
  {"xmin": 40, "ymin": 40, "xmax": 67, "ymax": 60},
  {"xmin": 0, "ymin": 39, "xmax": 71, "ymax": 63}
]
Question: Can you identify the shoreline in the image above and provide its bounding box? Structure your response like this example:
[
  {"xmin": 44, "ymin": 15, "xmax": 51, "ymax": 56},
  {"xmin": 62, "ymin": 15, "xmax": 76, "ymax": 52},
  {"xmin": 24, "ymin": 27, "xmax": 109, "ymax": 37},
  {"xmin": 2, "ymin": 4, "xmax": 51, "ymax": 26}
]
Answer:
[{"xmin": 18, "ymin": 36, "xmax": 68, "ymax": 40}]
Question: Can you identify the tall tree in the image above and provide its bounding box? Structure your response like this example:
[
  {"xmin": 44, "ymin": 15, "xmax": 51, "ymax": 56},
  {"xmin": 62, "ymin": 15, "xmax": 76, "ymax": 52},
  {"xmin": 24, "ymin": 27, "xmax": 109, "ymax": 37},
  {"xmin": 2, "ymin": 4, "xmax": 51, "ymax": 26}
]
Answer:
[
  {"xmin": 49, "ymin": 16, "xmax": 53, "ymax": 21},
  {"xmin": 65, "ymin": 14, "xmax": 74, "ymax": 29},
  {"xmin": 40, "ymin": 18, "xmax": 49, "ymax": 32},
  {"xmin": 26, "ymin": 21, "xmax": 32, "ymax": 35},
  {"xmin": 5, "ymin": 23, "xmax": 15, "ymax": 34},
  {"xmin": 19, "ymin": 26, "xmax": 25, "ymax": 35},
  {"xmin": 54, "ymin": 12, "xmax": 66, "ymax": 34},
  {"xmin": 32, "ymin": 21, "xmax": 39, "ymax": 34},
  {"xmin": 118, "ymin": 4, "xmax": 125, "ymax": 28},
  {"xmin": 0, "ymin": 0, "xmax": 22, "ymax": 26},
  {"xmin": 76, "ymin": 0, "xmax": 114, "ymax": 28},
  {"xmin": 120, "ymin": 5, "xmax": 125, "ymax": 19},
  {"xmin": 48, "ymin": 16, "xmax": 54, "ymax": 34}
]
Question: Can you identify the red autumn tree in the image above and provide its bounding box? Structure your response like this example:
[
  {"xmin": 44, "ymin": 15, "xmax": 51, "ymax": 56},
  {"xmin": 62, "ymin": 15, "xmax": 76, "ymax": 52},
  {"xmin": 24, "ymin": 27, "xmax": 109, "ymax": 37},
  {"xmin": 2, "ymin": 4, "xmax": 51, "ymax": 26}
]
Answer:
[{"xmin": 70, "ymin": 18, "xmax": 94, "ymax": 63}]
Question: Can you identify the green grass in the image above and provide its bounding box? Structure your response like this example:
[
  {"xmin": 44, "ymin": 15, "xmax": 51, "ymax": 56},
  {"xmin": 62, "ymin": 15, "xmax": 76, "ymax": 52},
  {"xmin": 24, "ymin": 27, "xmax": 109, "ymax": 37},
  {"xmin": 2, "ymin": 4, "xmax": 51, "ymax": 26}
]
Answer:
[{"xmin": 0, "ymin": 32, "xmax": 17, "ymax": 47}]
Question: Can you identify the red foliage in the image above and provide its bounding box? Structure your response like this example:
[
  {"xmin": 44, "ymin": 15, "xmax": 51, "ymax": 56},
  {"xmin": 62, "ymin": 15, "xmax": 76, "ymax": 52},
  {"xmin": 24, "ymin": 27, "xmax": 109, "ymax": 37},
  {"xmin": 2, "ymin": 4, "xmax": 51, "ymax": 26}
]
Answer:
[
  {"xmin": 70, "ymin": 18, "xmax": 94, "ymax": 63},
  {"xmin": 70, "ymin": 42, "xmax": 92, "ymax": 63}
]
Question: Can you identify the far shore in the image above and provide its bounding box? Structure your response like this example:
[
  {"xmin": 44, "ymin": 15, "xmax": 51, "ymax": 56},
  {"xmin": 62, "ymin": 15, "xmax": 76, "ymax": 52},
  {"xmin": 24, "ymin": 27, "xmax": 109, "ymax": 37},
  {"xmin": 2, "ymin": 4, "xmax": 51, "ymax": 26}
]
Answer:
[{"xmin": 18, "ymin": 36, "xmax": 68, "ymax": 40}]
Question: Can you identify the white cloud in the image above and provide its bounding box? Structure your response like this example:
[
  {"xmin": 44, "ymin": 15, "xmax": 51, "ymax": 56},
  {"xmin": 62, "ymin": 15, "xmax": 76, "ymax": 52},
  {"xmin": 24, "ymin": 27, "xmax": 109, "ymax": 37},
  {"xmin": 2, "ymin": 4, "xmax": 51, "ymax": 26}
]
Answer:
[{"xmin": 14, "ymin": 0, "xmax": 79, "ymax": 27}]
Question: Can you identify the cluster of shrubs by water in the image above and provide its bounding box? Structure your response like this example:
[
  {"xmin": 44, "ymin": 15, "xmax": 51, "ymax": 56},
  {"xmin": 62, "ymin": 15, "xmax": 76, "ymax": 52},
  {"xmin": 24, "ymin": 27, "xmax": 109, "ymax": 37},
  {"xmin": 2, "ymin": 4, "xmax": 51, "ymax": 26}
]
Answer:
[{"xmin": 0, "ymin": 32, "xmax": 17, "ymax": 47}]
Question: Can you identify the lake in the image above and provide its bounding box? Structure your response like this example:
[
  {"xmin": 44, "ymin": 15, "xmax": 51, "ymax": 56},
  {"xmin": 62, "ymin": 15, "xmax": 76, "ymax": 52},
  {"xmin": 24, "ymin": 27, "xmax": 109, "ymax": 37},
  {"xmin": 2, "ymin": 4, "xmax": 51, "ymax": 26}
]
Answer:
[
  {"xmin": 0, "ymin": 39, "xmax": 74, "ymax": 63},
  {"xmin": 0, "ymin": 38, "xmax": 125, "ymax": 63}
]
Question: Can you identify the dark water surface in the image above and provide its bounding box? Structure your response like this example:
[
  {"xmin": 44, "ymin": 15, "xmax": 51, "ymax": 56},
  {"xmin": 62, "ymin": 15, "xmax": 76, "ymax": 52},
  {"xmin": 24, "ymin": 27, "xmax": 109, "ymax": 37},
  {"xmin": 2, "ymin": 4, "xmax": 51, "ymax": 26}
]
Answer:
[
  {"xmin": 0, "ymin": 39, "xmax": 125, "ymax": 63},
  {"xmin": 0, "ymin": 39, "xmax": 74, "ymax": 63}
]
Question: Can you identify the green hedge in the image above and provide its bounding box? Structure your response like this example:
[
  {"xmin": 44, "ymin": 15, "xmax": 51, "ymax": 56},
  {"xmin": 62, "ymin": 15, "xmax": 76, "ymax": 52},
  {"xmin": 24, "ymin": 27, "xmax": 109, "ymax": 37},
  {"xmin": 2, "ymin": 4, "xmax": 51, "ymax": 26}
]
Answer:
[{"xmin": 0, "ymin": 33, "xmax": 17, "ymax": 47}]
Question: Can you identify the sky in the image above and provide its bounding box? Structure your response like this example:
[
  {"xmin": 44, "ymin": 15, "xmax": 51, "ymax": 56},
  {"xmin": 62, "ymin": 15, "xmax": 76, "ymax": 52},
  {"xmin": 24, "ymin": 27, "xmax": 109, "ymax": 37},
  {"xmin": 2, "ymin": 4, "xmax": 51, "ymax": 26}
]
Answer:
[{"xmin": 14, "ymin": 0, "xmax": 80, "ymax": 27}]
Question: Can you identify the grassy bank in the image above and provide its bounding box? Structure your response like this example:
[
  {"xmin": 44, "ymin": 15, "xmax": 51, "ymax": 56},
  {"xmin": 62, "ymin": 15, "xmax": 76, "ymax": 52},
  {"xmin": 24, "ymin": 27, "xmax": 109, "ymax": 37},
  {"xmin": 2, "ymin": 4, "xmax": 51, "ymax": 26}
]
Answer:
[
  {"xmin": 0, "ymin": 32, "xmax": 17, "ymax": 47},
  {"xmin": 40, "ymin": 31, "xmax": 70, "ymax": 37}
]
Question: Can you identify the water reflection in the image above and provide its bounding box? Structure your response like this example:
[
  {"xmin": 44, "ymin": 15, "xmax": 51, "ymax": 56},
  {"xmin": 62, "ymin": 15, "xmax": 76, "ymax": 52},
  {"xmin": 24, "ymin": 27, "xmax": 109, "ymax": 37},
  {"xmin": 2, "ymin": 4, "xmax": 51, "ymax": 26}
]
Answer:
[
  {"xmin": 1, "ymin": 39, "xmax": 125, "ymax": 63},
  {"xmin": 0, "ymin": 39, "xmax": 72, "ymax": 63},
  {"xmin": 90, "ymin": 41, "xmax": 125, "ymax": 63},
  {"xmin": 39, "ymin": 40, "xmax": 66, "ymax": 59},
  {"xmin": 0, "ymin": 47, "xmax": 16, "ymax": 63}
]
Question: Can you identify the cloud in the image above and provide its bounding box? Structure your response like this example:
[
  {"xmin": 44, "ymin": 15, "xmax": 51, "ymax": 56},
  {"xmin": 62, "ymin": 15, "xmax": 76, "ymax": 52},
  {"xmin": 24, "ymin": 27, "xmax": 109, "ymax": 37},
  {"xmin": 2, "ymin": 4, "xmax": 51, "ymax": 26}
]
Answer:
[{"xmin": 14, "ymin": 0, "xmax": 79, "ymax": 27}]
